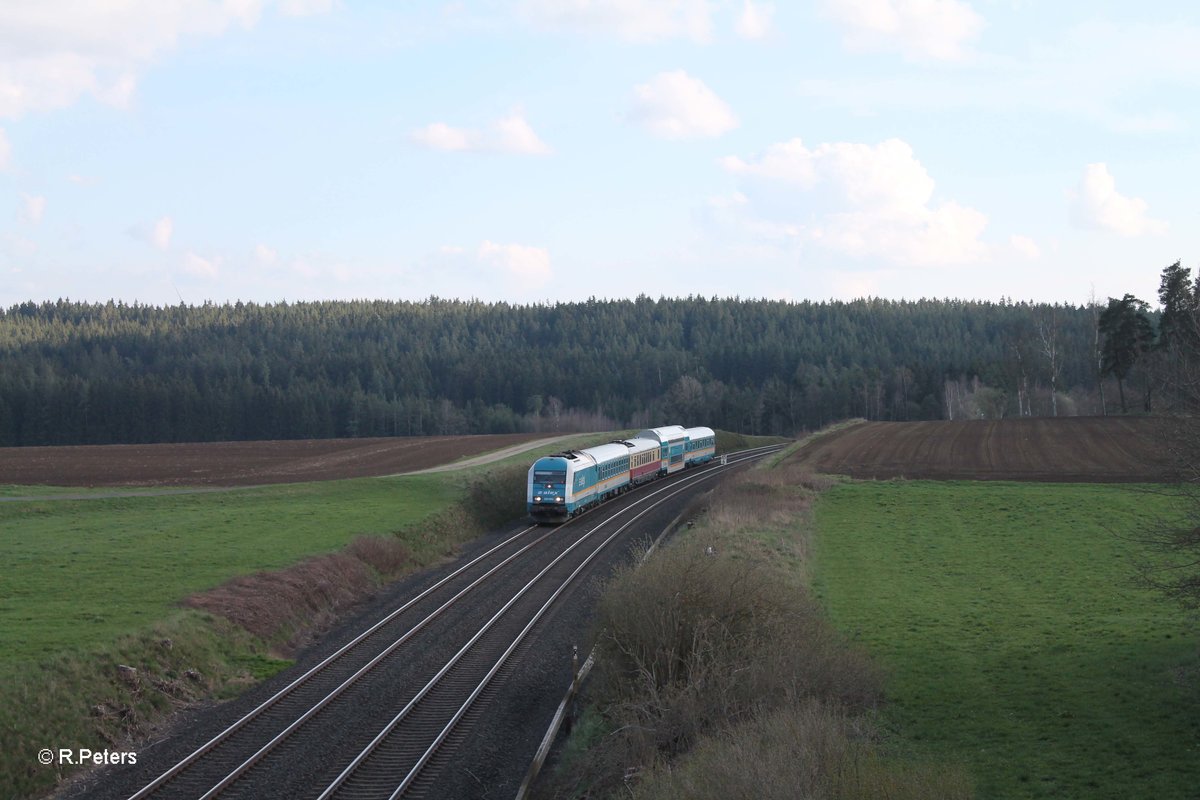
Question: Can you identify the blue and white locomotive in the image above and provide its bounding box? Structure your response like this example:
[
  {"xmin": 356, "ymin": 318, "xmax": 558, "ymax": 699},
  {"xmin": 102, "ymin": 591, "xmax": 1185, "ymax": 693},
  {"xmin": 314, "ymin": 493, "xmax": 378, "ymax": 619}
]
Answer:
[{"xmin": 526, "ymin": 424, "xmax": 717, "ymax": 524}]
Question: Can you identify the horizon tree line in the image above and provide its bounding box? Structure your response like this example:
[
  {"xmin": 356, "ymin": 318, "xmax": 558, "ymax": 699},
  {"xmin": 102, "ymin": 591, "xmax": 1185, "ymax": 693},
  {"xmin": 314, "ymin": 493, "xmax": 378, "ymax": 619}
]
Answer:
[{"xmin": 0, "ymin": 289, "xmax": 1178, "ymax": 448}]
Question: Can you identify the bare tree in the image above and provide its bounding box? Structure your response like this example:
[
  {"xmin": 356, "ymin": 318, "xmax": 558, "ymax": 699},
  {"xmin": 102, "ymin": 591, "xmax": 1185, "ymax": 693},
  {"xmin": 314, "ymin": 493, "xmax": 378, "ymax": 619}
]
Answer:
[
  {"xmin": 891, "ymin": 366, "xmax": 914, "ymax": 420},
  {"xmin": 1089, "ymin": 287, "xmax": 1106, "ymax": 415},
  {"xmin": 1001, "ymin": 316, "xmax": 1035, "ymax": 417},
  {"xmin": 546, "ymin": 396, "xmax": 564, "ymax": 431},
  {"xmin": 668, "ymin": 375, "xmax": 706, "ymax": 423},
  {"xmin": 1035, "ymin": 305, "xmax": 1063, "ymax": 416}
]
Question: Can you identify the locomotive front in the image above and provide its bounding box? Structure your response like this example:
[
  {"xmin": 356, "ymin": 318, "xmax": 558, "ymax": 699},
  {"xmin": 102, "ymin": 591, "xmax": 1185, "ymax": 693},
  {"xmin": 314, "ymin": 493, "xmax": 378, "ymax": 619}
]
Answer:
[{"xmin": 527, "ymin": 455, "xmax": 571, "ymax": 523}]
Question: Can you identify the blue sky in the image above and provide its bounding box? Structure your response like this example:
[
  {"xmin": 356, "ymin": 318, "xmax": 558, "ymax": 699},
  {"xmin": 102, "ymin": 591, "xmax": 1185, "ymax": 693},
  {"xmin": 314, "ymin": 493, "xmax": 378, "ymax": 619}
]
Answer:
[{"xmin": 1, "ymin": 0, "xmax": 1196, "ymax": 308}]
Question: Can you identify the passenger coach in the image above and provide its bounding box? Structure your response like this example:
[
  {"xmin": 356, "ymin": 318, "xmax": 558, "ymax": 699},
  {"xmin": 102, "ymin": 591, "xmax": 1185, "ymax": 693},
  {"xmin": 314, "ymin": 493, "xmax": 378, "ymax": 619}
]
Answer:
[
  {"xmin": 635, "ymin": 425, "xmax": 688, "ymax": 475},
  {"xmin": 682, "ymin": 426, "xmax": 716, "ymax": 466}
]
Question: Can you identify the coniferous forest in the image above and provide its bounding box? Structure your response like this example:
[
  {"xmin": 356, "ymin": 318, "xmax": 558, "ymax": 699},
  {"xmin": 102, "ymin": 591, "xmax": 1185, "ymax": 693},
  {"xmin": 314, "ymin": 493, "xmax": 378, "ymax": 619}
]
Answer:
[{"xmin": 0, "ymin": 294, "xmax": 1145, "ymax": 447}]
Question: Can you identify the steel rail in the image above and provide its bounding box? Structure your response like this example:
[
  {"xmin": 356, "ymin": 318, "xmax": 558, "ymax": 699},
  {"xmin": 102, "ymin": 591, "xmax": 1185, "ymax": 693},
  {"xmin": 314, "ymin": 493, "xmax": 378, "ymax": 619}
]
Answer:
[
  {"xmin": 319, "ymin": 445, "xmax": 780, "ymax": 799},
  {"xmin": 126, "ymin": 523, "xmax": 545, "ymax": 800},
  {"xmin": 189, "ymin": 522, "xmax": 569, "ymax": 800}
]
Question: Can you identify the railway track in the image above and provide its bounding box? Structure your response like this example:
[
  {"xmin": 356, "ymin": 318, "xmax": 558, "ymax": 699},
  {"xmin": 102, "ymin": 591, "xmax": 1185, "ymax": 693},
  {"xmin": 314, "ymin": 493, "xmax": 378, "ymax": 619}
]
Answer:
[{"xmin": 119, "ymin": 445, "xmax": 781, "ymax": 800}]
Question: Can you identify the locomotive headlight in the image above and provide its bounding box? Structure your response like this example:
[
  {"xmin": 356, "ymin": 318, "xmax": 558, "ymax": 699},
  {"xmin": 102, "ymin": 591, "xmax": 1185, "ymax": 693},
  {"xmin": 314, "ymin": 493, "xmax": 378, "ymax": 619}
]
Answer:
[
  {"xmin": 534, "ymin": 497, "xmax": 541, "ymax": 503},
  {"xmin": 556, "ymin": 496, "xmax": 563, "ymax": 503}
]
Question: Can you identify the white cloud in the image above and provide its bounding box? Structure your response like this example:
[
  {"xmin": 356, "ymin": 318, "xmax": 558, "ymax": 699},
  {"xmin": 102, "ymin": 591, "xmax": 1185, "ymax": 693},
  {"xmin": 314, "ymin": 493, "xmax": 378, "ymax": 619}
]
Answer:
[
  {"xmin": 707, "ymin": 191, "xmax": 749, "ymax": 209},
  {"xmin": 798, "ymin": 21, "xmax": 1200, "ymax": 134},
  {"xmin": 723, "ymin": 138, "xmax": 936, "ymax": 207},
  {"xmin": 1069, "ymin": 163, "xmax": 1167, "ymax": 237},
  {"xmin": 702, "ymin": 190, "xmax": 799, "ymax": 242},
  {"xmin": 0, "ymin": 2, "xmax": 332, "ymax": 119},
  {"xmin": 492, "ymin": 109, "xmax": 552, "ymax": 155},
  {"xmin": 630, "ymin": 70, "xmax": 738, "ymax": 140},
  {"xmin": 820, "ymin": 0, "xmax": 984, "ymax": 61},
  {"xmin": 1010, "ymin": 234, "xmax": 1040, "ymax": 260},
  {"xmin": 278, "ymin": 0, "xmax": 335, "ymax": 16},
  {"xmin": 288, "ymin": 257, "xmax": 319, "ymax": 279},
  {"xmin": 182, "ymin": 251, "xmax": 220, "ymax": 278},
  {"xmin": 412, "ymin": 122, "xmax": 475, "ymax": 152},
  {"xmin": 153, "ymin": 216, "xmax": 173, "ymax": 250},
  {"xmin": 735, "ymin": 0, "xmax": 773, "ymax": 40},
  {"xmin": 254, "ymin": 243, "xmax": 277, "ymax": 265},
  {"xmin": 21, "ymin": 193, "xmax": 46, "ymax": 225},
  {"xmin": 721, "ymin": 139, "xmax": 818, "ymax": 185},
  {"xmin": 4, "ymin": 232, "xmax": 38, "ymax": 258},
  {"xmin": 93, "ymin": 71, "xmax": 137, "ymax": 109},
  {"xmin": 411, "ymin": 109, "xmax": 550, "ymax": 155},
  {"xmin": 722, "ymin": 137, "xmax": 988, "ymax": 266},
  {"xmin": 518, "ymin": 0, "xmax": 714, "ymax": 43},
  {"xmin": 0, "ymin": 128, "xmax": 9, "ymax": 169},
  {"xmin": 477, "ymin": 240, "xmax": 552, "ymax": 284}
]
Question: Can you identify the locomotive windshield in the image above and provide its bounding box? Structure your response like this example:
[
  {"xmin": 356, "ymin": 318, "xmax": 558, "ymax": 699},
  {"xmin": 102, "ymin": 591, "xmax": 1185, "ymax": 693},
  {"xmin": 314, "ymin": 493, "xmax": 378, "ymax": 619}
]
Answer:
[{"xmin": 533, "ymin": 470, "xmax": 566, "ymax": 483}]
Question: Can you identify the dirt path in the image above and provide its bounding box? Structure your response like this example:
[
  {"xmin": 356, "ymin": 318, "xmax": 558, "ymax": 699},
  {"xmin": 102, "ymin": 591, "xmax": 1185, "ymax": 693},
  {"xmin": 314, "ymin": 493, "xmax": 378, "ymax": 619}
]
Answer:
[{"xmin": 398, "ymin": 434, "xmax": 575, "ymax": 474}]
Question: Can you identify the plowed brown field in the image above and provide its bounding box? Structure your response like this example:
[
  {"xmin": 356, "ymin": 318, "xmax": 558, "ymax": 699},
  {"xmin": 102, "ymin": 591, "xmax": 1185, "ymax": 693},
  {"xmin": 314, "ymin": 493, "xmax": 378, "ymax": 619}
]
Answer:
[
  {"xmin": 0, "ymin": 433, "xmax": 558, "ymax": 488},
  {"xmin": 791, "ymin": 416, "xmax": 1175, "ymax": 482},
  {"xmin": 1, "ymin": 418, "xmax": 1175, "ymax": 489}
]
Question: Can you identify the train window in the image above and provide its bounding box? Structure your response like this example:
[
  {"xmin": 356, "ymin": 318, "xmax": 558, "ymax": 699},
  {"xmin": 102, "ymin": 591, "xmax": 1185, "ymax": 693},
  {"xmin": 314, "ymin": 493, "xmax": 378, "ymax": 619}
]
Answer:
[{"xmin": 534, "ymin": 470, "xmax": 566, "ymax": 483}]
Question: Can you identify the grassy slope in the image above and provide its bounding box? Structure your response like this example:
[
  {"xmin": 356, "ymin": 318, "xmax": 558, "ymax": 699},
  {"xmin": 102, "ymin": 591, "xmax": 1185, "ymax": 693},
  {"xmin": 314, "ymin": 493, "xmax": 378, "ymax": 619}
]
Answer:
[
  {"xmin": 813, "ymin": 481, "xmax": 1200, "ymax": 799},
  {"xmin": 0, "ymin": 474, "xmax": 459, "ymax": 665}
]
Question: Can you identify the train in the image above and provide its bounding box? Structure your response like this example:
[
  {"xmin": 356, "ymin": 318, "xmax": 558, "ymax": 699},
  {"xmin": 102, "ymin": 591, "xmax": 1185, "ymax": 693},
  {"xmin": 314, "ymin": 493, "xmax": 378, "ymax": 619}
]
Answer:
[{"xmin": 526, "ymin": 425, "xmax": 716, "ymax": 524}]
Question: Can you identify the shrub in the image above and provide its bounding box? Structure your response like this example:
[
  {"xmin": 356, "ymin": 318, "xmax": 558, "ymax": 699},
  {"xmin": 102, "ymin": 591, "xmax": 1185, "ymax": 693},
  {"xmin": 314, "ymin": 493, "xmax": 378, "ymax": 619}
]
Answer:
[
  {"xmin": 346, "ymin": 534, "xmax": 413, "ymax": 578},
  {"xmin": 464, "ymin": 462, "xmax": 530, "ymax": 530},
  {"xmin": 631, "ymin": 702, "xmax": 973, "ymax": 800},
  {"xmin": 182, "ymin": 553, "xmax": 374, "ymax": 647},
  {"xmin": 593, "ymin": 535, "xmax": 881, "ymax": 764}
]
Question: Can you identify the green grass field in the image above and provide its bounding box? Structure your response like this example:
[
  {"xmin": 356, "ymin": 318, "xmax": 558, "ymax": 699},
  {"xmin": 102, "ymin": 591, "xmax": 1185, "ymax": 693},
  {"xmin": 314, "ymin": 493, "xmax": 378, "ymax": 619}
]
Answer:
[
  {"xmin": 0, "ymin": 474, "xmax": 460, "ymax": 666},
  {"xmin": 814, "ymin": 481, "xmax": 1200, "ymax": 799}
]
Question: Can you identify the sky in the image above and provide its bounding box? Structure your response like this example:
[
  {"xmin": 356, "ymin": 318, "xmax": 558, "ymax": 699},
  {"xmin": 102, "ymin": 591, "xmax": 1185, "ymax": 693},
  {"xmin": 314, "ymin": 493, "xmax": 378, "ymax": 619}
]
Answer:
[{"xmin": 0, "ymin": 0, "xmax": 1197, "ymax": 308}]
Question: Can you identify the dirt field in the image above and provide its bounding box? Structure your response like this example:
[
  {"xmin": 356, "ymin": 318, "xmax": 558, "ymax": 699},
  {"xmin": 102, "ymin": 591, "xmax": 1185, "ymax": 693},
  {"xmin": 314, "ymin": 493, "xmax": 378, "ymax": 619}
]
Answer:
[
  {"xmin": 791, "ymin": 417, "xmax": 1176, "ymax": 482},
  {"xmin": 0, "ymin": 433, "xmax": 563, "ymax": 488}
]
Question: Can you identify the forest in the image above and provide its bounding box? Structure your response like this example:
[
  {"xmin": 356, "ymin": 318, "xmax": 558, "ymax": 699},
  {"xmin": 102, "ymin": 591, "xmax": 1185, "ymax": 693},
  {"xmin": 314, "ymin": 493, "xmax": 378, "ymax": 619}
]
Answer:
[{"xmin": 0, "ymin": 277, "xmax": 1179, "ymax": 447}]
